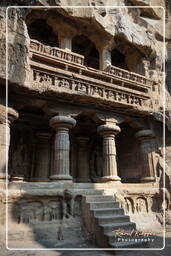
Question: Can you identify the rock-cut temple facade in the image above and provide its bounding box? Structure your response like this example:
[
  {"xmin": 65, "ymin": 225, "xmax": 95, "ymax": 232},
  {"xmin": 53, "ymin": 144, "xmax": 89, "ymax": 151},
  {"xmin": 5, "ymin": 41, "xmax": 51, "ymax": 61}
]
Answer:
[{"xmin": 0, "ymin": 0, "xmax": 171, "ymax": 250}]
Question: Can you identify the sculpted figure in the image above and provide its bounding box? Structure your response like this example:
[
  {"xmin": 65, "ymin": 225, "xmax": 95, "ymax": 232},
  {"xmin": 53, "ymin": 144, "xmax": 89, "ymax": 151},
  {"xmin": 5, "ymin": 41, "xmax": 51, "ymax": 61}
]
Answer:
[
  {"xmin": 57, "ymin": 225, "xmax": 64, "ymax": 240},
  {"xmin": 90, "ymin": 143, "xmax": 103, "ymax": 180},
  {"xmin": 43, "ymin": 206, "xmax": 51, "ymax": 221},
  {"xmin": 11, "ymin": 137, "xmax": 28, "ymax": 179},
  {"xmin": 63, "ymin": 189, "xmax": 76, "ymax": 217}
]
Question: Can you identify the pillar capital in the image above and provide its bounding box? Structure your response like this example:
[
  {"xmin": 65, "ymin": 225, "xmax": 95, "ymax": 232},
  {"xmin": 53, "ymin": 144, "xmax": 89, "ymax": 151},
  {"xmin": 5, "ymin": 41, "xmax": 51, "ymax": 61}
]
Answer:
[
  {"xmin": 0, "ymin": 105, "xmax": 19, "ymax": 125},
  {"xmin": 97, "ymin": 123, "xmax": 121, "ymax": 136},
  {"xmin": 49, "ymin": 116, "xmax": 76, "ymax": 131},
  {"xmin": 77, "ymin": 136, "xmax": 89, "ymax": 144},
  {"xmin": 36, "ymin": 131, "xmax": 51, "ymax": 141},
  {"xmin": 135, "ymin": 129, "xmax": 155, "ymax": 140}
]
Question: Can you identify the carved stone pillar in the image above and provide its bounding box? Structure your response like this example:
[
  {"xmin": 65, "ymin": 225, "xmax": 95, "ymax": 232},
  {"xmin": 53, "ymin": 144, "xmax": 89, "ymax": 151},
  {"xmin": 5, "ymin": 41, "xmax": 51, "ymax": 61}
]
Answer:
[
  {"xmin": 33, "ymin": 132, "xmax": 51, "ymax": 182},
  {"xmin": 99, "ymin": 47, "xmax": 111, "ymax": 70},
  {"xmin": 49, "ymin": 116, "xmax": 76, "ymax": 181},
  {"xmin": 59, "ymin": 36, "xmax": 72, "ymax": 51},
  {"xmin": 77, "ymin": 136, "xmax": 90, "ymax": 182},
  {"xmin": 0, "ymin": 106, "xmax": 18, "ymax": 181},
  {"xmin": 136, "ymin": 129, "xmax": 156, "ymax": 183},
  {"xmin": 97, "ymin": 123, "xmax": 121, "ymax": 182}
]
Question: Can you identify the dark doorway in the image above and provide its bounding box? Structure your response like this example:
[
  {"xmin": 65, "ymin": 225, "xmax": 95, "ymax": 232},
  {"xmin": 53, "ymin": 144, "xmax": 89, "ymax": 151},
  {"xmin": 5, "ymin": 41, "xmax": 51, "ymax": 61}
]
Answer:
[
  {"xmin": 72, "ymin": 35, "xmax": 99, "ymax": 69},
  {"xmin": 28, "ymin": 19, "xmax": 59, "ymax": 47}
]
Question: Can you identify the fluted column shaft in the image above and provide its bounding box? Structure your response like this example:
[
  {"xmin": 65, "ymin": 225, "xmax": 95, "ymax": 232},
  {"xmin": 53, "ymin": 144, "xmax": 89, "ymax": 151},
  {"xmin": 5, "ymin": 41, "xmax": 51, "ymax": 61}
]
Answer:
[
  {"xmin": 136, "ymin": 129, "xmax": 156, "ymax": 183},
  {"xmin": 33, "ymin": 132, "xmax": 51, "ymax": 182},
  {"xmin": 77, "ymin": 136, "xmax": 90, "ymax": 182},
  {"xmin": 0, "ymin": 106, "xmax": 18, "ymax": 181},
  {"xmin": 98, "ymin": 123, "xmax": 121, "ymax": 182},
  {"xmin": 49, "ymin": 116, "xmax": 76, "ymax": 181}
]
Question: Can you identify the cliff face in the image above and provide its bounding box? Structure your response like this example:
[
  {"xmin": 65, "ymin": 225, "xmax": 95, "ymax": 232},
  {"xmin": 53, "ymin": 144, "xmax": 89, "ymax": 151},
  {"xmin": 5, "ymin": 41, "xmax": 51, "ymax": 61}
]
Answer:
[{"xmin": 0, "ymin": 0, "xmax": 170, "ymax": 127}]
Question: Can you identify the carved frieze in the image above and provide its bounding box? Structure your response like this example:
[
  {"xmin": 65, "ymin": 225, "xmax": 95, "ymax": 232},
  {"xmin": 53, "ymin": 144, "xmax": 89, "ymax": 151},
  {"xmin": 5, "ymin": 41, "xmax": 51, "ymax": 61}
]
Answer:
[{"xmin": 31, "ymin": 69, "xmax": 150, "ymax": 109}]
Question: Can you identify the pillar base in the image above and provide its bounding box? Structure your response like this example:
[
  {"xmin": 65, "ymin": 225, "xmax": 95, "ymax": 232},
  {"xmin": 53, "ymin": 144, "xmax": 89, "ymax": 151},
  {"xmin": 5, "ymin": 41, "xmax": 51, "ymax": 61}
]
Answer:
[
  {"xmin": 0, "ymin": 173, "xmax": 10, "ymax": 180},
  {"xmin": 50, "ymin": 174, "xmax": 72, "ymax": 182},
  {"xmin": 76, "ymin": 178, "xmax": 91, "ymax": 183},
  {"xmin": 140, "ymin": 176, "xmax": 156, "ymax": 183},
  {"xmin": 101, "ymin": 175, "xmax": 121, "ymax": 182},
  {"xmin": 10, "ymin": 175, "xmax": 24, "ymax": 182},
  {"xmin": 31, "ymin": 178, "xmax": 50, "ymax": 182}
]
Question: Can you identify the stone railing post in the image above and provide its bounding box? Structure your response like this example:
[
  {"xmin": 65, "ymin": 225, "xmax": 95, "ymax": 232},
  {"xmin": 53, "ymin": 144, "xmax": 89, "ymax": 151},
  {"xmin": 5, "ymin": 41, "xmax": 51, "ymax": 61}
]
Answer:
[
  {"xmin": 33, "ymin": 132, "xmax": 51, "ymax": 182},
  {"xmin": 0, "ymin": 106, "xmax": 18, "ymax": 181},
  {"xmin": 136, "ymin": 129, "xmax": 156, "ymax": 183},
  {"xmin": 49, "ymin": 116, "xmax": 76, "ymax": 182},
  {"xmin": 77, "ymin": 136, "xmax": 90, "ymax": 182},
  {"xmin": 97, "ymin": 123, "xmax": 121, "ymax": 182}
]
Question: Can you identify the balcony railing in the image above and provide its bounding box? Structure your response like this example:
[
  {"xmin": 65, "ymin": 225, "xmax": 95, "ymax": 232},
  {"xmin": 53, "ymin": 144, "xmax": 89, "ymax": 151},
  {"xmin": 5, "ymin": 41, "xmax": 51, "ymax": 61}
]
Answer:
[
  {"xmin": 30, "ymin": 39, "xmax": 84, "ymax": 66},
  {"xmin": 29, "ymin": 40, "xmax": 153, "ymax": 112},
  {"xmin": 104, "ymin": 66, "xmax": 152, "ymax": 87}
]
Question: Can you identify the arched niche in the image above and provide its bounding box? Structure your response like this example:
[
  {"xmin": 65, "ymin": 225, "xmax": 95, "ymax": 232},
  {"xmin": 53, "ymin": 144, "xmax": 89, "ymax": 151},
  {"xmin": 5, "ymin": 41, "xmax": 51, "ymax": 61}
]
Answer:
[
  {"xmin": 27, "ymin": 19, "xmax": 59, "ymax": 47},
  {"xmin": 72, "ymin": 35, "xmax": 99, "ymax": 69},
  {"xmin": 111, "ymin": 37, "xmax": 146, "ymax": 75}
]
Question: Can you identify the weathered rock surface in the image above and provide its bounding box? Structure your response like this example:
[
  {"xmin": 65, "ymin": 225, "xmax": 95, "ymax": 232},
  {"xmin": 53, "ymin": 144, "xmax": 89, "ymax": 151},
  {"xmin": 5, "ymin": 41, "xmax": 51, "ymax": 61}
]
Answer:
[{"xmin": 0, "ymin": 0, "xmax": 170, "ymax": 130}]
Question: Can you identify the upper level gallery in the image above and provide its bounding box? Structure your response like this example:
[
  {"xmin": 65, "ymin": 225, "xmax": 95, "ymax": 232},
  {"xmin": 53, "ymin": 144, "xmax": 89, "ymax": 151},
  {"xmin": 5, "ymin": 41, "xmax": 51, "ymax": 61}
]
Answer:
[{"xmin": 27, "ymin": 10, "xmax": 156, "ymax": 113}]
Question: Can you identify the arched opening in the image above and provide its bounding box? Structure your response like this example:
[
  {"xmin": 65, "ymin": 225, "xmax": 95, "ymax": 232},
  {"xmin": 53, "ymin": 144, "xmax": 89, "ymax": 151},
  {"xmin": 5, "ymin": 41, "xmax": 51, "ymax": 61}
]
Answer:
[
  {"xmin": 111, "ymin": 48, "xmax": 128, "ymax": 70},
  {"xmin": 116, "ymin": 123, "xmax": 141, "ymax": 183},
  {"xmin": 72, "ymin": 35, "xmax": 99, "ymax": 69},
  {"xmin": 27, "ymin": 19, "xmax": 59, "ymax": 47}
]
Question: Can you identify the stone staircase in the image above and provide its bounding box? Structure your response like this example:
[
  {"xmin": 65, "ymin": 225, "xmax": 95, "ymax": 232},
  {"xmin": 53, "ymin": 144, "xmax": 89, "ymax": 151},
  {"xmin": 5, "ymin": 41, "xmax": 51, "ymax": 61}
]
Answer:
[{"xmin": 82, "ymin": 193, "xmax": 148, "ymax": 248}]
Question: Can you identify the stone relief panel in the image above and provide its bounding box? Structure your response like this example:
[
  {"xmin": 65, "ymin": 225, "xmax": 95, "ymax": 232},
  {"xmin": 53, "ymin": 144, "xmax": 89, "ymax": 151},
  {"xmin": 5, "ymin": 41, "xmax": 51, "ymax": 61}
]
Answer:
[
  {"xmin": 47, "ymin": 200, "xmax": 62, "ymax": 220},
  {"xmin": 124, "ymin": 197, "xmax": 135, "ymax": 214},
  {"xmin": 136, "ymin": 197, "xmax": 148, "ymax": 213},
  {"xmin": 115, "ymin": 193, "xmax": 161, "ymax": 215},
  {"xmin": 7, "ymin": 194, "xmax": 81, "ymax": 225},
  {"xmin": 30, "ymin": 69, "xmax": 150, "ymax": 110},
  {"xmin": 20, "ymin": 201, "xmax": 44, "ymax": 224}
]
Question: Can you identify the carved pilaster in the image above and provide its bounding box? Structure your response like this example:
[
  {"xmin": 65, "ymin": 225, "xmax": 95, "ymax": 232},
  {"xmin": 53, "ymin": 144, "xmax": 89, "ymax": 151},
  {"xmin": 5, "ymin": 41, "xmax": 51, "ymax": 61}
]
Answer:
[
  {"xmin": 0, "ymin": 105, "xmax": 18, "ymax": 181},
  {"xmin": 49, "ymin": 116, "xmax": 76, "ymax": 182},
  {"xmin": 136, "ymin": 129, "xmax": 156, "ymax": 183},
  {"xmin": 77, "ymin": 136, "xmax": 90, "ymax": 183},
  {"xmin": 97, "ymin": 123, "xmax": 121, "ymax": 182}
]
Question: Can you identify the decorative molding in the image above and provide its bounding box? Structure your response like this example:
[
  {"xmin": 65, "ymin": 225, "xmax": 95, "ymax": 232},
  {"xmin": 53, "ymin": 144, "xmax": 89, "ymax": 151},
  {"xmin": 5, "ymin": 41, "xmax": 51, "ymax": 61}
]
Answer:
[{"xmin": 30, "ymin": 69, "xmax": 151, "ymax": 110}]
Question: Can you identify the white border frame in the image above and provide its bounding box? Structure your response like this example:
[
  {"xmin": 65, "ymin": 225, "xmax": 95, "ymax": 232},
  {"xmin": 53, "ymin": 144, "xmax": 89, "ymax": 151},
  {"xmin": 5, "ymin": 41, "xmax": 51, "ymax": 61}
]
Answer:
[{"xmin": 5, "ymin": 5, "xmax": 166, "ymax": 251}]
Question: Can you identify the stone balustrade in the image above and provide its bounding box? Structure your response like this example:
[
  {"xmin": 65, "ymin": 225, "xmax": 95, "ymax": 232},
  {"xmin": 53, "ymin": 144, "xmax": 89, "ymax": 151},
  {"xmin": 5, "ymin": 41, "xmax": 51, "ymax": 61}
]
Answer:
[
  {"xmin": 29, "ymin": 41, "xmax": 154, "ymax": 113},
  {"xmin": 30, "ymin": 39, "xmax": 84, "ymax": 66},
  {"xmin": 104, "ymin": 65, "xmax": 153, "ymax": 87}
]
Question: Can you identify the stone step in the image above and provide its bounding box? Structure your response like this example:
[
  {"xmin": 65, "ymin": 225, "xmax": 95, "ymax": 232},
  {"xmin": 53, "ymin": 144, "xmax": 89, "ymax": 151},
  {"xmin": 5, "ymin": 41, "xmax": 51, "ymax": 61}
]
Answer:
[
  {"xmin": 100, "ymin": 222, "xmax": 136, "ymax": 233},
  {"xmin": 93, "ymin": 207, "xmax": 124, "ymax": 217},
  {"xmin": 90, "ymin": 201, "xmax": 119, "ymax": 209},
  {"xmin": 86, "ymin": 195, "xmax": 114, "ymax": 202},
  {"xmin": 96, "ymin": 215, "xmax": 130, "ymax": 225},
  {"xmin": 109, "ymin": 240, "xmax": 148, "ymax": 248}
]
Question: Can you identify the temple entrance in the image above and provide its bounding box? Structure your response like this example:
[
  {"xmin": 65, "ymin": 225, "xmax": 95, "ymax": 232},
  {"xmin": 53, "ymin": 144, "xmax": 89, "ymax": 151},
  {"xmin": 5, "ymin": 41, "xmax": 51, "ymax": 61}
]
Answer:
[{"xmin": 70, "ymin": 113, "xmax": 103, "ymax": 183}]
